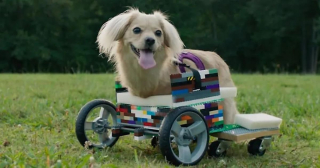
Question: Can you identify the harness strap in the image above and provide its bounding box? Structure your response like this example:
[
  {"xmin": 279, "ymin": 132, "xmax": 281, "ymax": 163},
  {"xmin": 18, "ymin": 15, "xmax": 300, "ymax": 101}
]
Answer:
[
  {"xmin": 178, "ymin": 52, "xmax": 206, "ymax": 73},
  {"xmin": 174, "ymin": 62, "xmax": 202, "ymax": 90}
]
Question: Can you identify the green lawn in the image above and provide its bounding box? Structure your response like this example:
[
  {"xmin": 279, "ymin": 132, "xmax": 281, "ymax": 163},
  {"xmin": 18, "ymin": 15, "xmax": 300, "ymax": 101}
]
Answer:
[{"xmin": 0, "ymin": 74, "xmax": 319, "ymax": 168}]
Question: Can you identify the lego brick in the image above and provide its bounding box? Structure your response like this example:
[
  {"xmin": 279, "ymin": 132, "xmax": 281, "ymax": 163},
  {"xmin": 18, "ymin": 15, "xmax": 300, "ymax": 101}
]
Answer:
[
  {"xmin": 199, "ymin": 70, "xmax": 209, "ymax": 79},
  {"xmin": 147, "ymin": 111, "xmax": 156, "ymax": 116},
  {"xmin": 157, "ymin": 107, "xmax": 171, "ymax": 113},
  {"xmin": 214, "ymin": 120, "xmax": 224, "ymax": 126},
  {"xmin": 206, "ymin": 84, "xmax": 220, "ymax": 90},
  {"xmin": 205, "ymin": 113, "xmax": 223, "ymax": 120},
  {"xmin": 117, "ymin": 108, "xmax": 128, "ymax": 113},
  {"xmin": 202, "ymin": 80, "xmax": 219, "ymax": 87},
  {"xmin": 123, "ymin": 112, "xmax": 135, "ymax": 117},
  {"xmin": 209, "ymin": 110, "xmax": 219, "ymax": 115},
  {"xmin": 134, "ymin": 135, "xmax": 148, "ymax": 141},
  {"xmin": 210, "ymin": 88, "xmax": 220, "ymax": 93},
  {"xmin": 178, "ymin": 120, "xmax": 187, "ymax": 125},
  {"xmin": 181, "ymin": 71, "xmax": 194, "ymax": 78},
  {"xmin": 175, "ymin": 97, "xmax": 185, "ymax": 102},
  {"xmin": 121, "ymin": 119, "xmax": 129, "ymax": 123},
  {"xmin": 128, "ymin": 120, "xmax": 136, "ymax": 124},
  {"xmin": 205, "ymin": 73, "xmax": 218, "ymax": 78},
  {"xmin": 123, "ymin": 116, "xmax": 134, "ymax": 121},
  {"xmin": 204, "ymin": 102, "xmax": 218, "ymax": 108},
  {"xmin": 151, "ymin": 115, "xmax": 164, "ymax": 120},
  {"xmin": 173, "ymin": 90, "xmax": 220, "ymax": 102},
  {"xmin": 155, "ymin": 112, "xmax": 167, "ymax": 117},
  {"xmin": 150, "ymin": 107, "xmax": 158, "ymax": 111},
  {"xmin": 181, "ymin": 115, "xmax": 192, "ymax": 120},
  {"xmin": 200, "ymin": 106, "xmax": 218, "ymax": 114},
  {"xmin": 170, "ymin": 73, "xmax": 182, "ymax": 79},
  {"xmin": 171, "ymin": 80, "xmax": 193, "ymax": 87},
  {"xmin": 211, "ymin": 127, "xmax": 280, "ymax": 143},
  {"xmin": 171, "ymin": 77, "xmax": 188, "ymax": 83},
  {"xmin": 201, "ymin": 76, "xmax": 219, "ymax": 82},
  {"xmin": 115, "ymin": 82, "xmax": 123, "ymax": 89},
  {"xmin": 172, "ymin": 89, "xmax": 189, "ymax": 96},
  {"xmin": 134, "ymin": 132, "xmax": 144, "ymax": 137},
  {"xmin": 209, "ymin": 69, "xmax": 218, "ymax": 74},
  {"xmin": 153, "ymin": 119, "xmax": 161, "ymax": 124},
  {"xmin": 211, "ymin": 118, "xmax": 219, "ymax": 123},
  {"xmin": 117, "ymin": 93, "xmax": 173, "ymax": 107},
  {"xmin": 171, "ymin": 83, "xmax": 194, "ymax": 91},
  {"xmin": 143, "ymin": 122, "xmax": 153, "ymax": 126},
  {"xmin": 172, "ymin": 96, "xmax": 222, "ymax": 107},
  {"xmin": 116, "ymin": 88, "xmax": 128, "ymax": 93},
  {"xmin": 220, "ymin": 87, "xmax": 238, "ymax": 98}
]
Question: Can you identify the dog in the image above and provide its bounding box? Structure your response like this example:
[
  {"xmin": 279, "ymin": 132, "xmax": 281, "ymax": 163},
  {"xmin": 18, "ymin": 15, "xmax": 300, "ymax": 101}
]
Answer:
[{"xmin": 97, "ymin": 8, "xmax": 239, "ymax": 124}]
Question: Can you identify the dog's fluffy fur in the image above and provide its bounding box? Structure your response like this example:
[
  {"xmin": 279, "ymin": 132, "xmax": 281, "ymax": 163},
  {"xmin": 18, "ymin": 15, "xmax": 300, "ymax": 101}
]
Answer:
[{"xmin": 97, "ymin": 8, "xmax": 239, "ymax": 124}]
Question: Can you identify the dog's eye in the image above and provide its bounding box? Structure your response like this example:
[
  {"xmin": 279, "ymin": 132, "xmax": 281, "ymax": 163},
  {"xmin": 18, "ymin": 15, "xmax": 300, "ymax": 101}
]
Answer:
[
  {"xmin": 133, "ymin": 27, "xmax": 141, "ymax": 34},
  {"xmin": 155, "ymin": 30, "xmax": 162, "ymax": 37}
]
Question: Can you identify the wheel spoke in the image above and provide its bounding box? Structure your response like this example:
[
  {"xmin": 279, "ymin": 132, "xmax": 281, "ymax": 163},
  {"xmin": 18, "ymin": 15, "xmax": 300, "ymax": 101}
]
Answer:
[
  {"xmin": 171, "ymin": 121, "xmax": 182, "ymax": 137},
  {"xmin": 99, "ymin": 107, "xmax": 110, "ymax": 119},
  {"xmin": 178, "ymin": 145, "xmax": 192, "ymax": 163},
  {"xmin": 98, "ymin": 131, "xmax": 109, "ymax": 144},
  {"xmin": 187, "ymin": 121, "xmax": 206, "ymax": 137},
  {"xmin": 84, "ymin": 122, "xmax": 93, "ymax": 130}
]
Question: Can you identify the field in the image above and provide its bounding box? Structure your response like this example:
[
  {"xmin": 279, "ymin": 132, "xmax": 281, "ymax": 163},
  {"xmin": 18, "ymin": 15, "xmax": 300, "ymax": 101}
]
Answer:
[{"xmin": 0, "ymin": 74, "xmax": 319, "ymax": 168}]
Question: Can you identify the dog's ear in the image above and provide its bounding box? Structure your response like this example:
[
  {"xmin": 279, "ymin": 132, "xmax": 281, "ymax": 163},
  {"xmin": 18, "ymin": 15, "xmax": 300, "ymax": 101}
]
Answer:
[
  {"xmin": 154, "ymin": 11, "xmax": 184, "ymax": 58},
  {"xmin": 97, "ymin": 8, "xmax": 139, "ymax": 55}
]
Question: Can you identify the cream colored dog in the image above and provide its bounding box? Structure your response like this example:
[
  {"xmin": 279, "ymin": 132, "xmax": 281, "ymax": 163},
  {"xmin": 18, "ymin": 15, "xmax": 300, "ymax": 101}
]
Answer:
[{"xmin": 97, "ymin": 8, "xmax": 239, "ymax": 124}]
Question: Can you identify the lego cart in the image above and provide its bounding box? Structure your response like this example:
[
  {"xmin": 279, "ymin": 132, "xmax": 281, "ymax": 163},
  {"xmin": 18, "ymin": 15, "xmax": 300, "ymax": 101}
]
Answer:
[{"xmin": 75, "ymin": 68, "xmax": 280, "ymax": 166}]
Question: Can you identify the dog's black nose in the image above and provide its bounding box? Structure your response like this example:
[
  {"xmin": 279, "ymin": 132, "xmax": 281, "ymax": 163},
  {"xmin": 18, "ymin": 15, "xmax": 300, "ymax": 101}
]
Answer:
[{"xmin": 145, "ymin": 37, "xmax": 155, "ymax": 46}]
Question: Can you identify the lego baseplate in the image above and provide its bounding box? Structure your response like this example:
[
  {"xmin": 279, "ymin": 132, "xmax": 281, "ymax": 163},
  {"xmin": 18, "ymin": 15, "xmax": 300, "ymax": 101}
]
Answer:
[
  {"xmin": 209, "ymin": 124, "xmax": 241, "ymax": 134},
  {"xmin": 211, "ymin": 127, "xmax": 280, "ymax": 142}
]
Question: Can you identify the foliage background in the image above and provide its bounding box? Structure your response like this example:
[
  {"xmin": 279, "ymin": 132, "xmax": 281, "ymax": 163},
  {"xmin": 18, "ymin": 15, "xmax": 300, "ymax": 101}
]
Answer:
[{"xmin": 0, "ymin": 0, "xmax": 319, "ymax": 73}]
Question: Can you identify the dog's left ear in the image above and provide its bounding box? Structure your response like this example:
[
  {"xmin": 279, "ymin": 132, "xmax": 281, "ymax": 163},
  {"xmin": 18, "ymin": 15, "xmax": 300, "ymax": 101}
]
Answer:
[
  {"xmin": 154, "ymin": 11, "xmax": 184, "ymax": 58},
  {"xmin": 97, "ymin": 8, "xmax": 139, "ymax": 56}
]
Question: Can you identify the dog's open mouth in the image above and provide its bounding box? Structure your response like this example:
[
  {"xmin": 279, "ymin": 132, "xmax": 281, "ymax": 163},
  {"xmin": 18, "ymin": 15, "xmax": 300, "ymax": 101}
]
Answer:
[{"xmin": 130, "ymin": 44, "xmax": 156, "ymax": 69}]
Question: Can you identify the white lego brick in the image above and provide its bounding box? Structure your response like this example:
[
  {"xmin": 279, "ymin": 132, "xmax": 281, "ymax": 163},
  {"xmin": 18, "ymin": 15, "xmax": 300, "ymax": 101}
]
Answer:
[{"xmin": 235, "ymin": 113, "xmax": 282, "ymax": 129}]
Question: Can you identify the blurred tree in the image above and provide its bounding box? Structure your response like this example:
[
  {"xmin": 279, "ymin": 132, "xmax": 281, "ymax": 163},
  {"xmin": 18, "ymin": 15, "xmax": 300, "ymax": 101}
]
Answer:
[{"xmin": 0, "ymin": 0, "xmax": 319, "ymax": 73}]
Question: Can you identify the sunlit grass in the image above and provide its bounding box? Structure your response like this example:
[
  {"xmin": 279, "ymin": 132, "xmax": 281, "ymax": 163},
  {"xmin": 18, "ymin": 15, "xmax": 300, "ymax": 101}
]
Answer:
[{"xmin": 0, "ymin": 74, "xmax": 319, "ymax": 167}]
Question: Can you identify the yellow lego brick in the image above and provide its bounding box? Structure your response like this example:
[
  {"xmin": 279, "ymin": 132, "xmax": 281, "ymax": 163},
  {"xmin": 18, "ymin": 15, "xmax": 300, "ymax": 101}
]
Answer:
[
  {"xmin": 210, "ymin": 110, "xmax": 219, "ymax": 115},
  {"xmin": 178, "ymin": 120, "xmax": 187, "ymax": 125}
]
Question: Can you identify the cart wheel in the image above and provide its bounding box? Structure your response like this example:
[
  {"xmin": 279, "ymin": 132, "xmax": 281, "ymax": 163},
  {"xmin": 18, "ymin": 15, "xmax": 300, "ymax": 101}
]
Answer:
[
  {"xmin": 159, "ymin": 107, "xmax": 209, "ymax": 166},
  {"xmin": 75, "ymin": 99, "xmax": 119, "ymax": 149},
  {"xmin": 151, "ymin": 136, "xmax": 159, "ymax": 148},
  {"xmin": 208, "ymin": 140, "xmax": 227, "ymax": 158},
  {"xmin": 248, "ymin": 138, "xmax": 266, "ymax": 156}
]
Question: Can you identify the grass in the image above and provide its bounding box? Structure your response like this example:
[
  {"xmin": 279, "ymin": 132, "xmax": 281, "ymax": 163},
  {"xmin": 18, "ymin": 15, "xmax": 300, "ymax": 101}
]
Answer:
[{"xmin": 0, "ymin": 73, "xmax": 320, "ymax": 168}]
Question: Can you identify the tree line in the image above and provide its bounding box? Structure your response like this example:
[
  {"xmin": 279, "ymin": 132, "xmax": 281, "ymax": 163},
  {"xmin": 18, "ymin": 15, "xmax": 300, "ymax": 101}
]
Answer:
[{"xmin": 0, "ymin": 0, "xmax": 319, "ymax": 73}]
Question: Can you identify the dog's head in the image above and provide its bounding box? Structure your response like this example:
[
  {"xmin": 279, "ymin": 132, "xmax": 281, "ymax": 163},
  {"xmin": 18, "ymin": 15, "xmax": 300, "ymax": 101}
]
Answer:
[{"xmin": 97, "ymin": 8, "xmax": 184, "ymax": 69}]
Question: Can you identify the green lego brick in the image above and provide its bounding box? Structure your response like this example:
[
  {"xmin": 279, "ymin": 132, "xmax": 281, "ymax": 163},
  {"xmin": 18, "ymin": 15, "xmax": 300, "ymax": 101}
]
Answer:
[
  {"xmin": 214, "ymin": 120, "xmax": 224, "ymax": 126},
  {"xmin": 115, "ymin": 83, "xmax": 123, "ymax": 89},
  {"xmin": 209, "ymin": 124, "xmax": 241, "ymax": 134},
  {"xmin": 209, "ymin": 69, "xmax": 218, "ymax": 74}
]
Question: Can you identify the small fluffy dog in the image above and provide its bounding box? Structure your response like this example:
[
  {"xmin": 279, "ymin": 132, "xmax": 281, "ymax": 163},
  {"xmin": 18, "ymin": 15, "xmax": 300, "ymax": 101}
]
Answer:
[{"xmin": 97, "ymin": 8, "xmax": 239, "ymax": 124}]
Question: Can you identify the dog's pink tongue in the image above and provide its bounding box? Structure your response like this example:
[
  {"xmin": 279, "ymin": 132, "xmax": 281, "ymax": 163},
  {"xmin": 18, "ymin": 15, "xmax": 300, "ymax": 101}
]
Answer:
[{"xmin": 139, "ymin": 50, "xmax": 156, "ymax": 69}]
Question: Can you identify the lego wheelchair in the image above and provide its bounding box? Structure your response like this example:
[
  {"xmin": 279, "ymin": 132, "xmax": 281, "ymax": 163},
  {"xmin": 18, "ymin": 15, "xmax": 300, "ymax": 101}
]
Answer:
[{"xmin": 75, "ymin": 68, "xmax": 280, "ymax": 166}]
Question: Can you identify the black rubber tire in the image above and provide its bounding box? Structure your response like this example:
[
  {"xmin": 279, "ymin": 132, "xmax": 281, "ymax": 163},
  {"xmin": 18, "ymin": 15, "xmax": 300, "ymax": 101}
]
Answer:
[
  {"xmin": 159, "ymin": 107, "xmax": 209, "ymax": 166},
  {"xmin": 151, "ymin": 136, "xmax": 159, "ymax": 148},
  {"xmin": 75, "ymin": 99, "xmax": 119, "ymax": 149},
  {"xmin": 208, "ymin": 140, "xmax": 227, "ymax": 158},
  {"xmin": 248, "ymin": 138, "xmax": 266, "ymax": 156}
]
